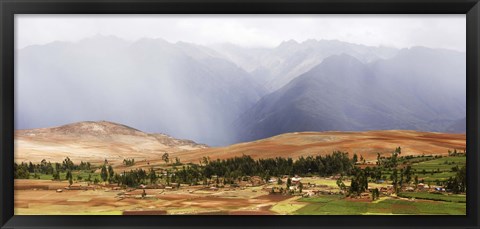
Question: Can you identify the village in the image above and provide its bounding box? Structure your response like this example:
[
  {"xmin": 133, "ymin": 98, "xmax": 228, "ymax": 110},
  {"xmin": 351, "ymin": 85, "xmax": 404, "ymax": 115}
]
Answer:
[
  {"xmin": 14, "ymin": 147, "xmax": 466, "ymax": 215},
  {"xmin": 15, "ymin": 167, "xmax": 464, "ymax": 216}
]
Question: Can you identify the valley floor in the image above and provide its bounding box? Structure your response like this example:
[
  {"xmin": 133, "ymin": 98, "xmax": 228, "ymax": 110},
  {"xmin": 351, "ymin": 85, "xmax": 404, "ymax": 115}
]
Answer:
[{"xmin": 14, "ymin": 178, "xmax": 466, "ymax": 215}]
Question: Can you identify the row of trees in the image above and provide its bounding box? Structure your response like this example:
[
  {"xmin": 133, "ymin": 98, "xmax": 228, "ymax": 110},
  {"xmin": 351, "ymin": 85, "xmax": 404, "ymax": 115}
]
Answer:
[
  {"xmin": 15, "ymin": 157, "xmax": 93, "ymax": 177},
  {"xmin": 104, "ymin": 152, "xmax": 355, "ymax": 188},
  {"xmin": 123, "ymin": 158, "xmax": 135, "ymax": 166},
  {"xmin": 203, "ymin": 151, "xmax": 353, "ymax": 181},
  {"xmin": 14, "ymin": 157, "xmax": 93, "ymax": 181}
]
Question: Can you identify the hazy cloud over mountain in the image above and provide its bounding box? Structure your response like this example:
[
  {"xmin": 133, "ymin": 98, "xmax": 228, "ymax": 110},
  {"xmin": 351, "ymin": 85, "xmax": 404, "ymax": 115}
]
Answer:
[
  {"xmin": 16, "ymin": 15, "xmax": 465, "ymax": 51},
  {"xmin": 15, "ymin": 15, "xmax": 466, "ymax": 146}
]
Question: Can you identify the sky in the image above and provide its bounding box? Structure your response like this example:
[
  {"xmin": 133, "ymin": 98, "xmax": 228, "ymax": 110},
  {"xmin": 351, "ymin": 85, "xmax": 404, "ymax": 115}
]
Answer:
[{"xmin": 15, "ymin": 14, "xmax": 465, "ymax": 51}]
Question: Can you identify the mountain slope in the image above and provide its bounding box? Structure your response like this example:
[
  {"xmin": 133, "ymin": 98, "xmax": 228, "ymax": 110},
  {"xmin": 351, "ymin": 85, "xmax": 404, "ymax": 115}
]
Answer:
[
  {"xmin": 212, "ymin": 39, "xmax": 398, "ymax": 91},
  {"xmin": 16, "ymin": 36, "xmax": 265, "ymax": 146},
  {"xmin": 235, "ymin": 49, "xmax": 465, "ymax": 142},
  {"xmin": 446, "ymin": 117, "xmax": 466, "ymax": 133},
  {"xmin": 173, "ymin": 130, "xmax": 465, "ymax": 163},
  {"xmin": 15, "ymin": 121, "xmax": 208, "ymax": 163}
]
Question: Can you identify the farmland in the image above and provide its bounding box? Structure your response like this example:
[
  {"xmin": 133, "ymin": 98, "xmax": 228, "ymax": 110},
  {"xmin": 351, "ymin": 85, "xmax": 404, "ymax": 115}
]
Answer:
[
  {"xmin": 296, "ymin": 195, "xmax": 465, "ymax": 215},
  {"xmin": 14, "ymin": 125, "xmax": 467, "ymax": 215},
  {"xmin": 15, "ymin": 153, "xmax": 466, "ymax": 215}
]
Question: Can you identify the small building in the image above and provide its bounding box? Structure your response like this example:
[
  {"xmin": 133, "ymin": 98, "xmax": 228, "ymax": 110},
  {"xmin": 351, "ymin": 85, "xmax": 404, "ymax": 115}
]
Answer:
[
  {"xmin": 417, "ymin": 183, "xmax": 430, "ymax": 191},
  {"xmin": 360, "ymin": 192, "xmax": 370, "ymax": 198},
  {"xmin": 291, "ymin": 177, "xmax": 302, "ymax": 184}
]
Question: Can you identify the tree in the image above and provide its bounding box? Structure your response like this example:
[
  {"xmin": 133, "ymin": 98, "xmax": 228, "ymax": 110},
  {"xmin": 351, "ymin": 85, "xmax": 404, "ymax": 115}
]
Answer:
[
  {"xmin": 286, "ymin": 177, "xmax": 292, "ymax": 189},
  {"xmin": 352, "ymin": 154, "xmax": 358, "ymax": 164},
  {"xmin": 66, "ymin": 170, "xmax": 73, "ymax": 186},
  {"xmin": 372, "ymin": 188, "xmax": 380, "ymax": 201},
  {"xmin": 100, "ymin": 165, "xmax": 108, "ymax": 183},
  {"xmin": 162, "ymin": 153, "xmax": 170, "ymax": 164},
  {"xmin": 149, "ymin": 168, "xmax": 157, "ymax": 184},
  {"xmin": 445, "ymin": 166, "xmax": 466, "ymax": 194},
  {"xmin": 14, "ymin": 163, "xmax": 30, "ymax": 179},
  {"xmin": 349, "ymin": 168, "xmax": 367, "ymax": 196},
  {"xmin": 166, "ymin": 170, "xmax": 170, "ymax": 185},
  {"xmin": 395, "ymin": 147, "xmax": 402, "ymax": 155},
  {"xmin": 277, "ymin": 178, "xmax": 283, "ymax": 185},
  {"xmin": 399, "ymin": 168, "xmax": 404, "ymax": 189},
  {"xmin": 414, "ymin": 175, "xmax": 419, "ymax": 189},
  {"xmin": 404, "ymin": 165, "xmax": 412, "ymax": 184},
  {"xmin": 123, "ymin": 158, "xmax": 135, "ymax": 166},
  {"xmin": 108, "ymin": 165, "xmax": 114, "ymax": 183},
  {"xmin": 390, "ymin": 168, "xmax": 398, "ymax": 193},
  {"xmin": 174, "ymin": 157, "xmax": 181, "ymax": 165},
  {"xmin": 62, "ymin": 157, "xmax": 74, "ymax": 171},
  {"xmin": 336, "ymin": 176, "xmax": 347, "ymax": 192},
  {"xmin": 298, "ymin": 182, "xmax": 303, "ymax": 193},
  {"xmin": 52, "ymin": 170, "xmax": 60, "ymax": 180}
]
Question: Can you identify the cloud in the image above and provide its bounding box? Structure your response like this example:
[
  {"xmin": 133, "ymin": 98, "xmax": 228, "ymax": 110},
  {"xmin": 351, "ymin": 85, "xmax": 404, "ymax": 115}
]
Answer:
[{"xmin": 15, "ymin": 14, "xmax": 465, "ymax": 51}]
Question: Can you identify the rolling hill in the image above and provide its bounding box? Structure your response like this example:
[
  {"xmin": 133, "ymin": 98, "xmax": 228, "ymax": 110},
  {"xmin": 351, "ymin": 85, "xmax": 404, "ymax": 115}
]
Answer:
[
  {"xmin": 15, "ymin": 121, "xmax": 465, "ymax": 167},
  {"xmin": 14, "ymin": 121, "xmax": 208, "ymax": 164},
  {"xmin": 173, "ymin": 130, "xmax": 465, "ymax": 163}
]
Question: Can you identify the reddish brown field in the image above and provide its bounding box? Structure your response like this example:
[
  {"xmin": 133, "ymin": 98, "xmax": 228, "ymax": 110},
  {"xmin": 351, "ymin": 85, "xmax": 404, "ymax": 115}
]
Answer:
[
  {"xmin": 16, "ymin": 127, "xmax": 465, "ymax": 171},
  {"xmin": 14, "ymin": 180, "xmax": 292, "ymax": 215},
  {"xmin": 171, "ymin": 130, "xmax": 465, "ymax": 162}
]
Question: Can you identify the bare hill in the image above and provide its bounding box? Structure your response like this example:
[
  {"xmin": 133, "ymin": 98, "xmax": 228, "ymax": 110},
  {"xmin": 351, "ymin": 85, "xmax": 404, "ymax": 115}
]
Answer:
[
  {"xmin": 15, "ymin": 122, "xmax": 465, "ymax": 166},
  {"xmin": 15, "ymin": 121, "xmax": 208, "ymax": 163},
  {"xmin": 173, "ymin": 130, "xmax": 465, "ymax": 163}
]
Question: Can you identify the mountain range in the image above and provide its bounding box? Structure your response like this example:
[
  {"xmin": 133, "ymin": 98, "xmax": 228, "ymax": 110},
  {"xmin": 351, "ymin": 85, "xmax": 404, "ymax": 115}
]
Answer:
[{"xmin": 16, "ymin": 35, "xmax": 466, "ymax": 146}]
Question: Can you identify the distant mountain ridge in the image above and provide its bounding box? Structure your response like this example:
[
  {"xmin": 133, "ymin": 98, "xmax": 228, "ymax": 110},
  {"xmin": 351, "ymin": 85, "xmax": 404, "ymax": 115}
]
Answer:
[
  {"xmin": 16, "ymin": 36, "xmax": 466, "ymax": 146},
  {"xmin": 16, "ymin": 35, "xmax": 264, "ymax": 146},
  {"xmin": 234, "ymin": 51, "xmax": 465, "ymax": 142},
  {"xmin": 211, "ymin": 39, "xmax": 399, "ymax": 91}
]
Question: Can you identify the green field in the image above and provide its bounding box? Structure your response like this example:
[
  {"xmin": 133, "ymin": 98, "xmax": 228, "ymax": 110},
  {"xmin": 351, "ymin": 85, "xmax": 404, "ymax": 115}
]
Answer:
[
  {"xmin": 411, "ymin": 156, "xmax": 465, "ymax": 171},
  {"xmin": 377, "ymin": 156, "xmax": 466, "ymax": 183},
  {"xmin": 295, "ymin": 195, "xmax": 466, "ymax": 215},
  {"xmin": 398, "ymin": 192, "xmax": 466, "ymax": 203},
  {"xmin": 29, "ymin": 170, "xmax": 101, "ymax": 181},
  {"xmin": 409, "ymin": 156, "xmax": 466, "ymax": 182}
]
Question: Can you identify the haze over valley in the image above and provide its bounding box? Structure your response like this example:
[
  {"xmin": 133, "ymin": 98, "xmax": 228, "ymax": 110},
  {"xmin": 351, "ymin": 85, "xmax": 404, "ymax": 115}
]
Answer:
[{"xmin": 16, "ymin": 36, "xmax": 466, "ymax": 146}]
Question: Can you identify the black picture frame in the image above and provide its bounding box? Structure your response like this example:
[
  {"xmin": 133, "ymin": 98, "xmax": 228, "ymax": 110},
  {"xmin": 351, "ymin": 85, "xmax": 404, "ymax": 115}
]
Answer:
[{"xmin": 1, "ymin": 0, "xmax": 479, "ymax": 228}]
